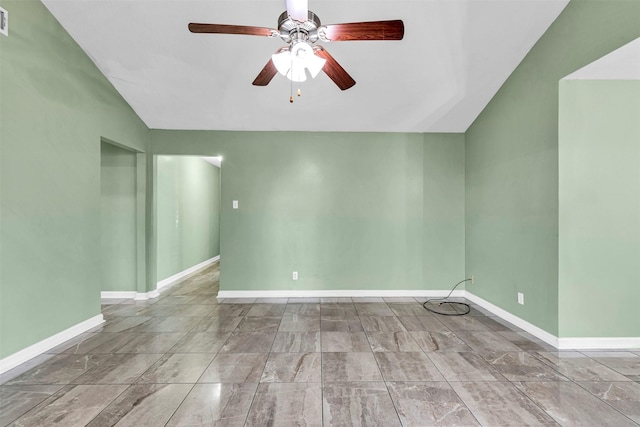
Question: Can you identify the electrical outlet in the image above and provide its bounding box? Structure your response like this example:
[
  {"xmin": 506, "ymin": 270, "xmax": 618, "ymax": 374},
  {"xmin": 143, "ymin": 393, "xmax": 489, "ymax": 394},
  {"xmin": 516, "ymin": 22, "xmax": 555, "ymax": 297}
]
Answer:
[
  {"xmin": 517, "ymin": 292, "xmax": 524, "ymax": 305},
  {"xmin": 0, "ymin": 7, "xmax": 8, "ymax": 37},
  {"xmin": 470, "ymin": 275, "xmax": 474, "ymax": 284},
  {"xmin": 292, "ymin": 271, "xmax": 298, "ymax": 280}
]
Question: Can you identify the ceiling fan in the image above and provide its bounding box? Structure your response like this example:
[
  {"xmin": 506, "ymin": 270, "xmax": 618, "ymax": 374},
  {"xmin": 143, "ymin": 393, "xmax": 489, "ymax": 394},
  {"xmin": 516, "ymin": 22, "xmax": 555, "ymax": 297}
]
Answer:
[{"xmin": 188, "ymin": 0, "xmax": 404, "ymax": 92}]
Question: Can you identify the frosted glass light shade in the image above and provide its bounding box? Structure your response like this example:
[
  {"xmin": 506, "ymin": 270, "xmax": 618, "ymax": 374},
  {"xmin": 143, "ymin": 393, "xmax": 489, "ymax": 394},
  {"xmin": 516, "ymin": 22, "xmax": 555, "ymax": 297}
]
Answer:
[{"xmin": 272, "ymin": 42, "xmax": 326, "ymax": 83}]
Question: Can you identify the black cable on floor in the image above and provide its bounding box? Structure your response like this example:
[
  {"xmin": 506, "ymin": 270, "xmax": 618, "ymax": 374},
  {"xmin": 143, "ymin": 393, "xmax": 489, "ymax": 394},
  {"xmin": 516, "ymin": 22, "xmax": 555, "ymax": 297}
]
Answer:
[{"xmin": 422, "ymin": 278, "xmax": 471, "ymax": 316}]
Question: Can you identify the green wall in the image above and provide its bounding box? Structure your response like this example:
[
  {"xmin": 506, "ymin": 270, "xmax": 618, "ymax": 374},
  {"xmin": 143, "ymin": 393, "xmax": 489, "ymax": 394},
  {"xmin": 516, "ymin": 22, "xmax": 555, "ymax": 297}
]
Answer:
[
  {"xmin": 100, "ymin": 142, "xmax": 138, "ymax": 292},
  {"xmin": 424, "ymin": 134, "xmax": 466, "ymax": 288},
  {"xmin": 465, "ymin": 0, "xmax": 640, "ymax": 336},
  {"xmin": 559, "ymin": 80, "xmax": 640, "ymax": 338},
  {"xmin": 4, "ymin": 0, "xmax": 637, "ymax": 364},
  {"xmin": 150, "ymin": 131, "xmax": 466, "ymax": 293},
  {"xmin": 157, "ymin": 156, "xmax": 220, "ymax": 282},
  {"xmin": 0, "ymin": 0, "xmax": 148, "ymax": 358}
]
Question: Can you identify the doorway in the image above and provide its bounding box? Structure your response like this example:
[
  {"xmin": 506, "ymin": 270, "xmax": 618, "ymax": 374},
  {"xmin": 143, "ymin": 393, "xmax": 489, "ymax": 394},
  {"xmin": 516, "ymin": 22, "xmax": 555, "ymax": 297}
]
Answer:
[
  {"xmin": 100, "ymin": 141, "xmax": 138, "ymax": 296},
  {"xmin": 155, "ymin": 155, "xmax": 221, "ymax": 290}
]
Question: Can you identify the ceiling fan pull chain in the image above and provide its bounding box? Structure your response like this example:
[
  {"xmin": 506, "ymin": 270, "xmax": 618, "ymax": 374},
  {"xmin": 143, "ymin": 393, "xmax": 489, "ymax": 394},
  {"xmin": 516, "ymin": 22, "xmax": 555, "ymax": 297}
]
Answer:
[{"xmin": 290, "ymin": 54, "xmax": 294, "ymax": 103}]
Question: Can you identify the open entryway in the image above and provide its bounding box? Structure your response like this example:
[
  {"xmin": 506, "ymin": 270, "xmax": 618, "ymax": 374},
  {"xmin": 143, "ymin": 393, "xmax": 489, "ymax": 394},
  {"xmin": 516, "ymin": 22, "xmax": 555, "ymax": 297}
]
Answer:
[
  {"xmin": 155, "ymin": 155, "xmax": 221, "ymax": 293},
  {"xmin": 100, "ymin": 140, "xmax": 138, "ymax": 297}
]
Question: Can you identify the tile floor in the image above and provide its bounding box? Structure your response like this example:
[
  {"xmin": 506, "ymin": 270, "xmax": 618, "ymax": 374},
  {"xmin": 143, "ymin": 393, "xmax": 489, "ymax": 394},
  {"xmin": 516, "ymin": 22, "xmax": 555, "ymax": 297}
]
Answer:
[{"xmin": 1, "ymin": 263, "xmax": 639, "ymax": 426}]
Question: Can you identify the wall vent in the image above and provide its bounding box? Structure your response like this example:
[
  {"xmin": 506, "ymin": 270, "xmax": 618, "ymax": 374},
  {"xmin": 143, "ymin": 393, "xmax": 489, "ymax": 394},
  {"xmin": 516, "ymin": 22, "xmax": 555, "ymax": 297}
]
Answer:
[{"xmin": 0, "ymin": 7, "xmax": 8, "ymax": 36}]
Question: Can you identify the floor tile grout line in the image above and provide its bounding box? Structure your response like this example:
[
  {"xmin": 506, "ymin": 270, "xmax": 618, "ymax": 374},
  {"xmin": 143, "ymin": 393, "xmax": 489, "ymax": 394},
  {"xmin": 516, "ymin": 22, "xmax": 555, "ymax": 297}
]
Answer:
[
  {"xmin": 438, "ymin": 379, "xmax": 484, "ymax": 427},
  {"xmin": 82, "ymin": 381, "xmax": 144, "ymax": 426},
  {"xmin": 570, "ymin": 379, "xmax": 640, "ymax": 426},
  {"xmin": 240, "ymin": 303, "xmax": 264, "ymax": 427},
  {"xmin": 162, "ymin": 381, "xmax": 199, "ymax": 426},
  {"xmin": 367, "ymin": 341, "xmax": 404, "ymax": 426},
  {"xmin": 93, "ymin": 265, "xmax": 219, "ymax": 426},
  {"xmin": 582, "ymin": 352, "xmax": 640, "ymax": 379},
  {"xmin": 360, "ymin": 301, "xmax": 403, "ymax": 426},
  {"xmin": 167, "ymin": 267, "xmax": 228, "ymax": 426},
  {"xmin": 414, "ymin": 309, "xmax": 531, "ymax": 426},
  {"xmin": 1, "ymin": 385, "xmax": 57, "ymax": 426},
  {"xmin": 500, "ymin": 380, "xmax": 564, "ymax": 426},
  {"xmin": 8, "ymin": 262, "xmax": 640, "ymax": 426},
  {"xmin": 526, "ymin": 349, "xmax": 609, "ymax": 383},
  {"xmin": 17, "ymin": 381, "xmax": 131, "ymax": 427}
]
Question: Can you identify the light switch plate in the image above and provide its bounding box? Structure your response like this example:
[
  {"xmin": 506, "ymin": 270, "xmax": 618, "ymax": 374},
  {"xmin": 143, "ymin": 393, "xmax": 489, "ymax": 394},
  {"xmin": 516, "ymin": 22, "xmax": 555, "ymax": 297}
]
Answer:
[{"xmin": 232, "ymin": 200, "xmax": 238, "ymax": 209}]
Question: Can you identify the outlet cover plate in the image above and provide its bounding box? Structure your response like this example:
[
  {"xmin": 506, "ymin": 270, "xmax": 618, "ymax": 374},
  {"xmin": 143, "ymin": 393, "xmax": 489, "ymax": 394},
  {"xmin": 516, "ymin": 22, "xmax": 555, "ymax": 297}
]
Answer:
[{"xmin": 0, "ymin": 7, "xmax": 8, "ymax": 36}]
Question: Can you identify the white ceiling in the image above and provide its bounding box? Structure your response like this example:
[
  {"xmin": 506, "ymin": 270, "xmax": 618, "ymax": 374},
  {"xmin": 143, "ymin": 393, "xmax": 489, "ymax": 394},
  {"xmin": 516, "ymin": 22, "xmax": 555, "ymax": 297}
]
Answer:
[
  {"xmin": 201, "ymin": 156, "xmax": 222, "ymax": 167},
  {"xmin": 564, "ymin": 37, "xmax": 640, "ymax": 80},
  {"xmin": 42, "ymin": 0, "xmax": 568, "ymax": 133}
]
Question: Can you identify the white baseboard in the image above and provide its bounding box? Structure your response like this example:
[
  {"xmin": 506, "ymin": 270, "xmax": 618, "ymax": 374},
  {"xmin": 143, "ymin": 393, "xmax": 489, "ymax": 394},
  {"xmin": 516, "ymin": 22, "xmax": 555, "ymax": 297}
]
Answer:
[
  {"xmin": 100, "ymin": 291, "xmax": 137, "ymax": 299},
  {"xmin": 0, "ymin": 314, "xmax": 104, "ymax": 375},
  {"xmin": 466, "ymin": 292, "xmax": 640, "ymax": 349},
  {"xmin": 101, "ymin": 290, "xmax": 159, "ymax": 301},
  {"xmin": 100, "ymin": 256, "xmax": 220, "ymax": 302},
  {"xmin": 462, "ymin": 292, "xmax": 560, "ymax": 348},
  {"xmin": 5, "ymin": 283, "xmax": 635, "ymax": 376},
  {"xmin": 217, "ymin": 289, "xmax": 465, "ymax": 299},
  {"xmin": 157, "ymin": 255, "xmax": 220, "ymax": 291},
  {"xmin": 134, "ymin": 290, "xmax": 160, "ymax": 301},
  {"xmin": 99, "ymin": 290, "xmax": 161, "ymax": 301},
  {"xmin": 215, "ymin": 288, "xmax": 640, "ymax": 350},
  {"xmin": 557, "ymin": 337, "xmax": 640, "ymax": 350}
]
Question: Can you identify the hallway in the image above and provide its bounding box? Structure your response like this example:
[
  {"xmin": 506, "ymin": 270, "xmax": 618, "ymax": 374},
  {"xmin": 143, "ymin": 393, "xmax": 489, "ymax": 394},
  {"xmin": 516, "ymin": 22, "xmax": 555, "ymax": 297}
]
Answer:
[{"xmin": 1, "ymin": 263, "xmax": 639, "ymax": 426}]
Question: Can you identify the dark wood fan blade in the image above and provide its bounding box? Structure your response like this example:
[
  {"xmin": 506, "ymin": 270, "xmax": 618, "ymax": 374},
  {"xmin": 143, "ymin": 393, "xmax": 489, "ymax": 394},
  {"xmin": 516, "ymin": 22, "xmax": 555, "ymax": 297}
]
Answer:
[
  {"xmin": 252, "ymin": 58, "xmax": 278, "ymax": 86},
  {"xmin": 188, "ymin": 23, "xmax": 274, "ymax": 37},
  {"xmin": 314, "ymin": 47, "xmax": 356, "ymax": 91},
  {"xmin": 322, "ymin": 20, "xmax": 404, "ymax": 41}
]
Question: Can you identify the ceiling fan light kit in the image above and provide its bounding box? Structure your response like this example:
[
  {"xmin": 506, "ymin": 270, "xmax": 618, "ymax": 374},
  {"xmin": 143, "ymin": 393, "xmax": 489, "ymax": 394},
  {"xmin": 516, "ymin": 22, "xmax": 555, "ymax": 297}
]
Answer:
[
  {"xmin": 188, "ymin": 0, "xmax": 404, "ymax": 99},
  {"xmin": 271, "ymin": 41, "xmax": 326, "ymax": 83}
]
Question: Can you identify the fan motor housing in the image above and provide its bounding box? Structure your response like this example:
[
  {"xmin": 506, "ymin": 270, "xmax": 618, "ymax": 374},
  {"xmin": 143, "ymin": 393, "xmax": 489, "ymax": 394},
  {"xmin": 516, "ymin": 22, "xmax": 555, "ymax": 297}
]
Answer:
[{"xmin": 277, "ymin": 11, "xmax": 322, "ymax": 44}]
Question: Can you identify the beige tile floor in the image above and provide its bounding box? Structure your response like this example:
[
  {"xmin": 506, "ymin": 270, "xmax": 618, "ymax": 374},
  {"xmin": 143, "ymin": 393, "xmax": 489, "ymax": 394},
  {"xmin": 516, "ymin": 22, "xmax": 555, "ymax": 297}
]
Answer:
[{"xmin": 1, "ymin": 263, "xmax": 639, "ymax": 426}]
